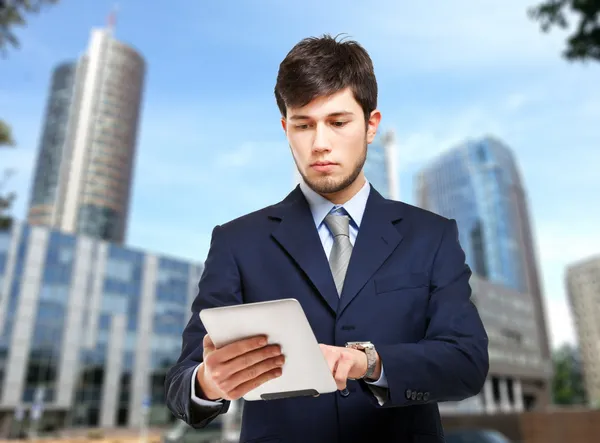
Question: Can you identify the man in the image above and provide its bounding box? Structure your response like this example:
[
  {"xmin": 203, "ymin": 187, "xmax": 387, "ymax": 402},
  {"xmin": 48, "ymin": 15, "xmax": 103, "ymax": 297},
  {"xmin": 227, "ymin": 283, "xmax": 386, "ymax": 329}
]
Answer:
[{"xmin": 165, "ymin": 34, "xmax": 489, "ymax": 443}]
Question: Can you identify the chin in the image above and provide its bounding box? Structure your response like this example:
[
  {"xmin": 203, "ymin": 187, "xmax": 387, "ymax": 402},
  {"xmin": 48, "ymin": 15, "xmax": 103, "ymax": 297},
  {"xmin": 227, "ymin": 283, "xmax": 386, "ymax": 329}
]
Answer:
[{"xmin": 305, "ymin": 177, "xmax": 347, "ymax": 195}]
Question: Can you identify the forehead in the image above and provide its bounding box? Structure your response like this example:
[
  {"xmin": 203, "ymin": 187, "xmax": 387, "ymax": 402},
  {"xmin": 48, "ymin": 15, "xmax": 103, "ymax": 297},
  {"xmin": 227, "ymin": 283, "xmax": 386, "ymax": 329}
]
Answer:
[{"xmin": 287, "ymin": 88, "xmax": 361, "ymax": 119}]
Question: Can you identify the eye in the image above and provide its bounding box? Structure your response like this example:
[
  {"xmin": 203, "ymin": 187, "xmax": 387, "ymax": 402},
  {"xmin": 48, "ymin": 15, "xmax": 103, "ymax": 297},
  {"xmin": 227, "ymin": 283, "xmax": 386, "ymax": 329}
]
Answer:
[
  {"xmin": 332, "ymin": 121, "xmax": 347, "ymax": 127},
  {"xmin": 295, "ymin": 124, "xmax": 309, "ymax": 130}
]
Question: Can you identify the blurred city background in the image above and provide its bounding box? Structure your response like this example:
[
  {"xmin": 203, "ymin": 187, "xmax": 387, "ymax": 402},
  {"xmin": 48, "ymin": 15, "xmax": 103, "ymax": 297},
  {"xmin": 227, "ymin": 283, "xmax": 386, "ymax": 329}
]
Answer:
[{"xmin": 1, "ymin": 1, "xmax": 599, "ymax": 442}]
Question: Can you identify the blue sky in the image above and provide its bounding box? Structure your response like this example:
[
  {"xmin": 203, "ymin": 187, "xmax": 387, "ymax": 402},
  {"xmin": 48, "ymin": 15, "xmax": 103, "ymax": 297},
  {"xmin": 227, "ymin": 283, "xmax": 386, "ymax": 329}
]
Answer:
[{"xmin": 1, "ymin": 0, "xmax": 599, "ymax": 349}]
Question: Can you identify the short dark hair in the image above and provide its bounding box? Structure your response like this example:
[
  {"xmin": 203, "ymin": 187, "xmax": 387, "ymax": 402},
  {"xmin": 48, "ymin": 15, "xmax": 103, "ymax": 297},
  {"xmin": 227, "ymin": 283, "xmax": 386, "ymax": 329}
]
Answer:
[{"xmin": 274, "ymin": 34, "xmax": 378, "ymax": 122}]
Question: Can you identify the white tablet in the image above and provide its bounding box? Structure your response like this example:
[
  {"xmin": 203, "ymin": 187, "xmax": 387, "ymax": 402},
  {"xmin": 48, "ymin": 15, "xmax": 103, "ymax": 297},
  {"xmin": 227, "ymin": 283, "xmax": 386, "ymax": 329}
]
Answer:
[{"xmin": 199, "ymin": 298, "xmax": 338, "ymax": 401}]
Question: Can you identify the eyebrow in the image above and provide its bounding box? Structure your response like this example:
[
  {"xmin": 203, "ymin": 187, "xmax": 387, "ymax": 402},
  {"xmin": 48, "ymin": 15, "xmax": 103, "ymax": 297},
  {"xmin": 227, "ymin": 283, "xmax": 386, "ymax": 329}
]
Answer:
[{"xmin": 288, "ymin": 111, "xmax": 355, "ymax": 121}]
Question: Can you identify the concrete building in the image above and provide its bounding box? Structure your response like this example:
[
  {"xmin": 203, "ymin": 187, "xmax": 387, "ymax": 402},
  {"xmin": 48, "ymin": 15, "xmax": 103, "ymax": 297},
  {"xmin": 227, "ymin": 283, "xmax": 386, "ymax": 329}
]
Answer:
[
  {"xmin": 27, "ymin": 24, "xmax": 146, "ymax": 245},
  {"xmin": 438, "ymin": 275, "xmax": 553, "ymax": 414},
  {"xmin": 415, "ymin": 136, "xmax": 553, "ymax": 411},
  {"xmin": 0, "ymin": 221, "xmax": 202, "ymax": 435},
  {"xmin": 566, "ymin": 254, "xmax": 600, "ymax": 406}
]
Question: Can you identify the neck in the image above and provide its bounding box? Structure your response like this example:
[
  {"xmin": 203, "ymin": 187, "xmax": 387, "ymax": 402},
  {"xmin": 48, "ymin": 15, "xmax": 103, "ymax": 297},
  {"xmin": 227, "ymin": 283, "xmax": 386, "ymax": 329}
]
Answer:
[{"xmin": 320, "ymin": 174, "xmax": 366, "ymax": 205}]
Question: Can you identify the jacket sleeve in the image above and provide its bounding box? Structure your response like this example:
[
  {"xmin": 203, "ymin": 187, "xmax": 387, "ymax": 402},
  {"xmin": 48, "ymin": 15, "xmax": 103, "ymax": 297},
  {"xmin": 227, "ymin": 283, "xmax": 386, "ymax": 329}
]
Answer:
[
  {"xmin": 164, "ymin": 224, "xmax": 243, "ymax": 428},
  {"xmin": 364, "ymin": 218, "xmax": 489, "ymax": 408}
]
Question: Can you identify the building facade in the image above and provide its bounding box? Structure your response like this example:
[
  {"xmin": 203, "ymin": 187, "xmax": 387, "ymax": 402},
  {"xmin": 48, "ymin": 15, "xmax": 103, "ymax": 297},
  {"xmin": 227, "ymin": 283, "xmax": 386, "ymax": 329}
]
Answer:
[
  {"xmin": 363, "ymin": 130, "xmax": 399, "ymax": 200},
  {"xmin": 438, "ymin": 275, "xmax": 553, "ymax": 414},
  {"xmin": 566, "ymin": 255, "xmax": 600, "ymax": 406},
  {"xmin": 26, "ymin": 62, "xmax": 80, "ymax": 230},
  {"xmin": 27, "ymin": 27, "xmax": 146, "ymax": 245},
  {"xmin": 415, "ymin": 136, "xmax": 553, "ymax": 410},
  {"xmin": 0, "ymin": 222, "xmax": 202, "ymax": 435}
]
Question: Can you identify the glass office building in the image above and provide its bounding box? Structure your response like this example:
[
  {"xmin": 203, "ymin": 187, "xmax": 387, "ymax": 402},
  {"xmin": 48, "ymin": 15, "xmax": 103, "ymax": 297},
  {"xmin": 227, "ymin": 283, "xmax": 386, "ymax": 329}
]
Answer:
[
  {"xmin": 416, "ymin": 136, "xmax": 537, "ymax": 293},
  {"xmin": 27, "ymin": 62, "xmax": 80, "ymax": 229},
  {"xmin": 364, "ymin": 130, "xmax": 398, "ymax": 200},
  {"xmin": 0, "ymin": 222, "xmax": 202, "ymax": 433},
  {"xmin": 364, "ymin": 141, "xmax": 391, "ymax": 198},
  {"xmin": 415, "ymin": 136, "xmax": 553, "ymax": 411}
]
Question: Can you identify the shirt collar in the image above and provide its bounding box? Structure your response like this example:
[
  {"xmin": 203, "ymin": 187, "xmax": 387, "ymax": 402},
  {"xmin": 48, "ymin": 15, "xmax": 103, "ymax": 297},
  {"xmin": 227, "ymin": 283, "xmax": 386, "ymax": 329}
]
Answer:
[{"xmin": 299, "ymin": 177, "xmax": 371, "ymax": 229}]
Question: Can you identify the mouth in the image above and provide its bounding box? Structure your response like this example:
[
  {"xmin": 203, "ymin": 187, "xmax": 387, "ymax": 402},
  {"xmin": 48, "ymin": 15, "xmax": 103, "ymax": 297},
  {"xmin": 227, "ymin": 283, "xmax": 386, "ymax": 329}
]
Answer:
[
  {"xmin": 310, "ymin": 161, "xmax": 338, "ymax": 173},
  {"xmin": 310, "ymin": 161, "xmax": 337, "ymax": 167}
]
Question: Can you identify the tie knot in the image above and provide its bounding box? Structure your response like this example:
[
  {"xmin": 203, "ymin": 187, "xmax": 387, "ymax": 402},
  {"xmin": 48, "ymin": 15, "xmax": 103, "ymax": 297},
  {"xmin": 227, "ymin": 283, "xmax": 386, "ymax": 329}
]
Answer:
[{"xmin": 324, "ymin": 207, "xmax": 350, "ymax": 238}]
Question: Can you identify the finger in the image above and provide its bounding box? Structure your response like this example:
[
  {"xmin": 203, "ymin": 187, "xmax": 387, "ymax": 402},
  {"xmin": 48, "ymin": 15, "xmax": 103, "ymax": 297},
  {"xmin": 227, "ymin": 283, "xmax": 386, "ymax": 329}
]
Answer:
[
  {"xmin": 228, "ymin": 367, "xmax": 283, "ymax": 400},
  {"xmin": 218, "ymin": 344, "xmax": 281, "ymax": 377},
  {"xmin": 334, "ymin": 352, "xmax": 353, "ymax": 390},
  {"xmin": 212, "ymin": 335, "xmax": 268, "ymax": 364},
  {"xmin": 320, "ymin": 344, "xmax": 340, "ymax": 375},
  {"xmin": 203, "ymin": 334, "xmax": 216, "ymax": 352},
  {"xmin": 220, "ymin": 354, "xmax": 285, "ymax": 393}
]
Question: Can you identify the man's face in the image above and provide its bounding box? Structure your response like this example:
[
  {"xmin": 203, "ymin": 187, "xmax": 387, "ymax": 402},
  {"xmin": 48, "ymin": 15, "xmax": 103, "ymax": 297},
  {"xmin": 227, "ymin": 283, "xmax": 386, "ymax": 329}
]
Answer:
[{"xmin": 281, "ymin": 88, "xmax": 381, "ymax": 198}]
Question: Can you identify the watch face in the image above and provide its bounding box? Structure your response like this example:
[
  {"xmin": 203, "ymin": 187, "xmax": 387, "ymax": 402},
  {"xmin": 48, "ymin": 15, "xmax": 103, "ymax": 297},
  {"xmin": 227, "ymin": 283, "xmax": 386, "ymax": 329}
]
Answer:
[{"xmin": 346, "ymin": 341, "xmax": 373, "ymax": 350}]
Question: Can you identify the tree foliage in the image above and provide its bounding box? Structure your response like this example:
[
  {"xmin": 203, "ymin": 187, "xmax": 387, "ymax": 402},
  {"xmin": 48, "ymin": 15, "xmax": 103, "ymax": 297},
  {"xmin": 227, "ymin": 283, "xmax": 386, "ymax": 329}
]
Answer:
[
  {"xmin": 1, "ymin": 0, "xmax": 60, "ymax": 221},
  {"xmin": 529, "ymin": 0, "xmax": 600, "ymax": 62},
  {"xmin": 0, "ymin": 0, "xmax": 60, "ymax": 55},
  {"xmin": 552, "ymin": 344, "xmax": 588, "ymax": 405},
  {"xmin": 0, "ymin": 119, "xmax": 14, "ymax": 146}
]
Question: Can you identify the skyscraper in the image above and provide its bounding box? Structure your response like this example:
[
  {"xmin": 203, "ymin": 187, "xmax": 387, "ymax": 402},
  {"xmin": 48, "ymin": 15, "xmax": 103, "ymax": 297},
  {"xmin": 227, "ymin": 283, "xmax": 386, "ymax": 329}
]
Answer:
[
  {"xmin": 364, "ymin": 129, "xmax": 399, "ymax": 200},
  {"xmin": 415, "ymin": 136, "xmax": 553, "ymax": 410},
  {"xmin": 27, "ymin": 23, "xmax": 145, "ymax": 245},
  {"xmin": 566, "ymin": 254, "xmax": 600, "ymax": 406}
]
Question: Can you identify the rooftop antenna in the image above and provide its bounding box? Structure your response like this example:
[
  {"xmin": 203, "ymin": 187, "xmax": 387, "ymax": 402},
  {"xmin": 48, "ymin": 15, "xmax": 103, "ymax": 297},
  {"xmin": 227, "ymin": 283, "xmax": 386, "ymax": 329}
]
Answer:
[{"xmin": 106, "ymin": 3, "xmax": 119, "ymax": 34}]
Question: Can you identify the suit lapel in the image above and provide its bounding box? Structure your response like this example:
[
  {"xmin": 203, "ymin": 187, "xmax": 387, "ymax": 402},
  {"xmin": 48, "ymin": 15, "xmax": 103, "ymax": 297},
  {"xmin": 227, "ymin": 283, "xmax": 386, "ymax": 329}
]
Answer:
[
  {"xmin": 269, "ymin": 187, "xmax": 339, "ymax": 314},
  {"xmin": 338, "ymin": 188, "xmax": 405, "ymax": 316}
]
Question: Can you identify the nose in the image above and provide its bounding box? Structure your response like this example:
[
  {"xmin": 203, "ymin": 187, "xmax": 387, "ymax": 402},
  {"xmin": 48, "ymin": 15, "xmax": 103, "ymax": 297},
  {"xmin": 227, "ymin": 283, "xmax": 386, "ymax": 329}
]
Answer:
[{"xmin": 312, "ymin": 123, "xmax": 330, "ymax": 153}]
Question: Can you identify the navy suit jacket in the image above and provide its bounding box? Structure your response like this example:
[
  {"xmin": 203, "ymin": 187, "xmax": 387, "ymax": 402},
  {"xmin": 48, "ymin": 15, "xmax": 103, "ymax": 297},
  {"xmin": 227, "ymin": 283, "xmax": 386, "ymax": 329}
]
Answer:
[{"xmin": 165, "ymin": 185, "xmax": 489, "ymax": 443}]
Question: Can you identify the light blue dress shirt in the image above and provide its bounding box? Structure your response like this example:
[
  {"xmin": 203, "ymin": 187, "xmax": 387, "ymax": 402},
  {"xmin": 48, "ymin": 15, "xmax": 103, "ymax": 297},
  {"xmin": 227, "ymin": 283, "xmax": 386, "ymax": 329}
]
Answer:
[{"xmin": 191, "ymin": 178, "xmax": 388, "ymax": 407}]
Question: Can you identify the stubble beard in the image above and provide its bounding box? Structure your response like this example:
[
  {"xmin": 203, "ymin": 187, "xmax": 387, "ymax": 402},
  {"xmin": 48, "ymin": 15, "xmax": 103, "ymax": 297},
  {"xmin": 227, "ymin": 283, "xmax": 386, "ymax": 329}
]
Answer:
[{"xmin": 297, "ymin": 141, "xmax": 367, "ymax": 196}]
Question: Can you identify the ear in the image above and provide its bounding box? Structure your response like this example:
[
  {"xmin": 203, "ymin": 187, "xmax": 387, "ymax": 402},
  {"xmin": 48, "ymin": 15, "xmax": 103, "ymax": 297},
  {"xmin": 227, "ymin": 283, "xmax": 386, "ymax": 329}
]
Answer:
[
  {"xmin": 281, "ymin": 117, "xmax": 288, "ymax": 133},
  {"xmin": 366, "ymin": 110, "xmax": 382, "ymax": 144}
]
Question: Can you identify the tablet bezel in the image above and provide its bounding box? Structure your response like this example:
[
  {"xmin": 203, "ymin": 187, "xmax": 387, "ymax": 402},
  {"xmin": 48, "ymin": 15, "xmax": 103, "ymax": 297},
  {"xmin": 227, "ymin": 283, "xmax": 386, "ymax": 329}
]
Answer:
[{"xmin": 199, "ymin": 298, "xmax": 338, "ymax": 401}]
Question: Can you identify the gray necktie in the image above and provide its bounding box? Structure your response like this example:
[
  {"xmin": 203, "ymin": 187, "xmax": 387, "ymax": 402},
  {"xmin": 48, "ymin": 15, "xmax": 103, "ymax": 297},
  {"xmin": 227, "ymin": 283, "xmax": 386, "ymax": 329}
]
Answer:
[{"xmin": 324, "ymin": 208, "xmax": 353, "ymax": 296}]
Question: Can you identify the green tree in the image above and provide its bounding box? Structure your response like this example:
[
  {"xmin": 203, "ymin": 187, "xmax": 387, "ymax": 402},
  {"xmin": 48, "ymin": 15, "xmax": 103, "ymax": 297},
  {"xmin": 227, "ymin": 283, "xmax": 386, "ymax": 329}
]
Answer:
[
  {"xmin": 1, "ymin": 0, "xmax": 60, "ymax": 145},
  {"xmin": 0, "ymin": 119, "xmax": 14, "ymax": 146},
  {"xmin": 552, "ymin": 344, "xmax": 588, "ymax": 405},
  {"xmin": 1, "ymin": 0, "xmax": 60, "ymax": 54},
  {"xmin": 529, "ymin": 0, "xmax": 600, "ymax": 62},
  {"xmin": 1, "ymin": 0, "xmax": 59, "ymax": 224}
]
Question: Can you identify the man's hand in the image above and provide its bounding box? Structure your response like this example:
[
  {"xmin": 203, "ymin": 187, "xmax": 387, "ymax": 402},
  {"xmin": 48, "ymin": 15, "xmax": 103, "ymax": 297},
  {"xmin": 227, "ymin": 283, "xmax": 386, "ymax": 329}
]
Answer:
[
  {"xmin": 319, "ymin": 344, "xmax": 381, "ymax": 390},
  {"xmin": 197, "ymin": 334, "xmax": 285, "ymax": 401}
]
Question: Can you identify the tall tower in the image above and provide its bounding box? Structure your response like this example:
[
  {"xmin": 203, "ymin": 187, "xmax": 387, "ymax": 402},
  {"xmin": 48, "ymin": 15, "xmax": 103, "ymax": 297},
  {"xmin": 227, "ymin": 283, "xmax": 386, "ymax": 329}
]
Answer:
[
  {"xmin": 415, "ymin": 136, "xmax": 551, "ymax": 360},
  {"xmin": 27, "ymin": 15, "xmax": 146, "ymax": 244},
  {"xmin": 364, "ymin": 129, "xmax": 399, "ymax": 200},
  {"xmin": 566, "ymin": 255, "xmax": 600, "ymax": 407}
]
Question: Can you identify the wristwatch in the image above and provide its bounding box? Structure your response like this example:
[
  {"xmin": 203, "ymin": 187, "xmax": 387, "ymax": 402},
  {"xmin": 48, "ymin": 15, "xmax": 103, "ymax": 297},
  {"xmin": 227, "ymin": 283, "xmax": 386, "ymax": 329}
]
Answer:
[{"xmin": 345, "ymin": 341, "xmax": 377, "ymax": 380}]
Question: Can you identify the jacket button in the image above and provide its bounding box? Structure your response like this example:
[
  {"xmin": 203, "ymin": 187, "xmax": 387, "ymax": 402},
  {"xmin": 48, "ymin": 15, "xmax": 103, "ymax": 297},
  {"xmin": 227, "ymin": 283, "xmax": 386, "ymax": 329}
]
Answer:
[
  {"xmin": 423, "ymin": 392, "xmax": 430, "ymax": 401},
  {"xmin": 405, "ymin": 389, "xmax": 412, "ymax": 400},
  {"xmin": 416, "ymin": 392, "xmax": 423, "ymax": 401},
  {"xmin": 340, "ymin": 388, "xmax": 350, "ymax": 397}
]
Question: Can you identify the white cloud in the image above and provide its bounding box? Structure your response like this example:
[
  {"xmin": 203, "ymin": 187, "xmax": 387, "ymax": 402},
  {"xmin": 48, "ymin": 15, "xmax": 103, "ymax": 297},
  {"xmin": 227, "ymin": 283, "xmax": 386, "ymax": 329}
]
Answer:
[
  {"xmin": 215, "ymin": 142, "xmax": 258, "ymax": 168},
  {"xmin": 534, "ymin": 222, "xmax": 600, "ymax": 349},
  {"xmin": 367, "ymin": 2, "xmax": 563, "ymax": 72},
  {"xmin": 504, "ymin": 93, "xmax": 531, "ymax": 111},
  {"xmin": 537, "ymin": 222, "xmax": 600, "ymax": 265},
  {"xmin": 545, "ymin": 294, "xmax": 576, "ymax": 348},
  {"xmin": 395, "ymin": 106, "xmax": 506, "ymax": 168},
  {"xmin": 214, "ymin": 140, "xmax": 289, "ymax": 170}
]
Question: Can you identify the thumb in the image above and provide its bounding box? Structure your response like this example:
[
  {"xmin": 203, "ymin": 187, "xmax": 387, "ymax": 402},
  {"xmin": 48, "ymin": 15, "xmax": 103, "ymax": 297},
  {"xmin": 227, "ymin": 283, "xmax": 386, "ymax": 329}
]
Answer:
[{"xmin": 203, "ymin": 333, "xmax": 216, "ymax": 353}]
